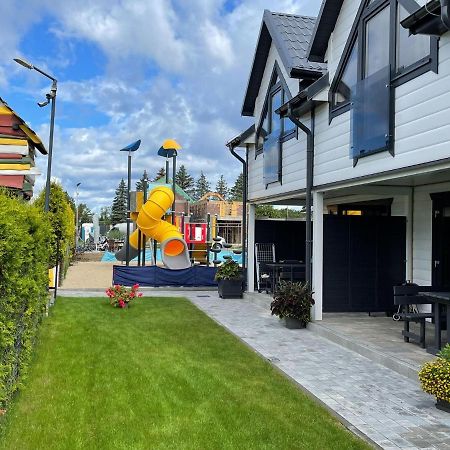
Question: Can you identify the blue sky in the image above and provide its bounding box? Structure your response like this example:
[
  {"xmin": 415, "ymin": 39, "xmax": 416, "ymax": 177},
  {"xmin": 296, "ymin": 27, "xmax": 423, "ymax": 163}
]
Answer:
[{"xmin": 1, "ymin": 0, "xmax": 321, "ymax": 211}]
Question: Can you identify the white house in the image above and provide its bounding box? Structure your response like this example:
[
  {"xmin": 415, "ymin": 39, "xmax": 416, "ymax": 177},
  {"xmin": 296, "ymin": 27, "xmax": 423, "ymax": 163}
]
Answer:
[{"xmin": 228, "ymin": 1, "xmax": 450, "ymax": 320}]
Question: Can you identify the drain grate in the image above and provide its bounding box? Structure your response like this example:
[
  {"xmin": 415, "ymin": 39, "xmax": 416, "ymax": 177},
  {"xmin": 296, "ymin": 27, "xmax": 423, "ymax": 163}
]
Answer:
[{"xmin": 196, "ymin": 295, "xmax": 211, "ymax": 298}]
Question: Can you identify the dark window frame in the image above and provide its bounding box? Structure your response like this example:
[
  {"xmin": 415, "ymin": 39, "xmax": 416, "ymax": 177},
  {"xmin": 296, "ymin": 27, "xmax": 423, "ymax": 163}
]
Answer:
[
  {"xmin": 255, "ymin": 62, "xmax": 297, "ymax": 157},
  {"xmin": 329, "ymin": 0, "xmax": 438, "ymax": 122}
]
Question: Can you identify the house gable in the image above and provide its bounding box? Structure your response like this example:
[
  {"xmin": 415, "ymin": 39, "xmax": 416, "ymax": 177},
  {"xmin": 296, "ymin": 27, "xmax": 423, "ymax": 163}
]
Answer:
[{"xmin": 241, "ymin": 10, "xmax": 325, "ymax": 117}]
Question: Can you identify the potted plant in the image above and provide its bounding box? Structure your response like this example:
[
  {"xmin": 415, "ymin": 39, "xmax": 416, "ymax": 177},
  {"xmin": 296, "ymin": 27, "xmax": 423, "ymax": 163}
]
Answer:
[
  {"xmin": 215, "ymin": 259, "xmax": 243, "ymax": 299},
  {"xmin": 270, "ymin": 281, "xmax": 314, "ymax": 329},
  {"xmin": 419, "ymin": 344, "xmax": 450, "ymax": 412}
]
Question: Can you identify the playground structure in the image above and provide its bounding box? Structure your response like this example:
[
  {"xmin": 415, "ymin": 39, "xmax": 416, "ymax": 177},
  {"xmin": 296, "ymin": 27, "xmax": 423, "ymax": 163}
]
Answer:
[{"xmin": 115, "ymin": 186, "xmax": 190, "ymax": 269}]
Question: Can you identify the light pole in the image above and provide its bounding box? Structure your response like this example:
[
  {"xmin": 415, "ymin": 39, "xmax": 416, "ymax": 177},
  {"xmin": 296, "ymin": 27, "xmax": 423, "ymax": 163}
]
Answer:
[
  {"xmin": 75, "ymin": 182, "xmax": 81, "ymax": 247},
  {"xmin": 14, "ymin": 57, "xmax": 57, "ymax": 213},
  {"xmin": 120, "ymin": 140, "xmax": 141, "ymax": 266}
]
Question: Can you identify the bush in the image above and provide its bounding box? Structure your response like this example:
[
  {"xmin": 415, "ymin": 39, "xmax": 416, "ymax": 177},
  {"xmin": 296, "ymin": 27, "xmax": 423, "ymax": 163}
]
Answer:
[
  {"xmin": 34, "ymin": 182, "xmax": 75, "ymax": 281},
  {"xmin": 419, "ymin": 343, "xmax": 450, "ymax": 402},
  {"xmin": 270, "ymin": 281, "xmax": 315, "ymax": 324},
  {"xmin": 215, "ymin": 259, "xmax": 241, "ymax": 281},
  {"xmin": 0, "ymin": 191, "xmax": 51, "ymax": 406}
]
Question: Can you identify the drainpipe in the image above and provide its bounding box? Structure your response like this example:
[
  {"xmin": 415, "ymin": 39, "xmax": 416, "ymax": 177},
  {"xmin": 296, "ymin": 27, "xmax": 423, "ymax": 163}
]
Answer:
[
  {"xmin": 442, "ymin": 0, "xmax": 450, "ymax": 29},
  {"xmin": 287, "ymin": 104, "xmax": 314, "ymax": 287},
  {"xmin": 228, "ymin": 144, "xmax": 247, "ymax": 274}
]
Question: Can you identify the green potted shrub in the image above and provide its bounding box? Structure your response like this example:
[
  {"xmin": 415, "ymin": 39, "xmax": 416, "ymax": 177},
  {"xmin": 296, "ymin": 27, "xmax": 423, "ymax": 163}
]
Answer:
[
  {"xmin": 270, "ymin": 281, "xmax": 314, "ymax": 329},
  {"xmin": 215, "ymin": 259, "xmax": 243, "ymax": 299},
  {"xmin": 419, "ymin": 344, "xmax": 450, "ymax": 412}
]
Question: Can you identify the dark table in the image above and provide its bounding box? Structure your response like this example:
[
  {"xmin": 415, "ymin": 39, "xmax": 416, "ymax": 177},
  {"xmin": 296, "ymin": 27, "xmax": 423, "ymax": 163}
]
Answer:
[
  {"xmin": 265, "ymin": 262, "xmax": 306, "ymax": 293},
  {"xmin": 419, "ymin": 291, "xmax": 450, "ymax": 354}
]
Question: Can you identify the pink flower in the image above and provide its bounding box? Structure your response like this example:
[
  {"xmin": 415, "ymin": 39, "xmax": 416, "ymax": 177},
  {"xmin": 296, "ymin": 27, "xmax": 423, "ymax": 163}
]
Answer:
[
  {"xmin": 133, "ymin": 283, "xmax": 139, "ymax": 290},
  {"xmin": 138, "ymin": 293, "xmax": 143, "ymax": 297},
  {"xmin": 118, "ymin": 299, "xmax": 125, "ymax": 308}
]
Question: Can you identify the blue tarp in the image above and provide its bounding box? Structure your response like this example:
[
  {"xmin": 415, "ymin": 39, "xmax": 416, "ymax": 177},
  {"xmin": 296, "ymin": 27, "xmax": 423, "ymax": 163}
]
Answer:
[{"xmin": 113, "ymin": 265, "xmax": 218, "ymax": 287}]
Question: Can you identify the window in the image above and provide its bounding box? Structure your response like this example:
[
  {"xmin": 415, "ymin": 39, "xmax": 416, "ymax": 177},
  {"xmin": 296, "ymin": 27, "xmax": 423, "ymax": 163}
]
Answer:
[
  {"xmin": 364, "ymin": 6, "xmax": 390, "ymax": 77},
  {"xmin": 330, "ymin": 0, "xmax": 437, "ymax": 120},
  {"xmin": 396, "ymin": 4, "xmax": 430, "ymax": 72},
  {"xmin": 255, "ymin": 64, "xmax": 296, "ymax": 157}
]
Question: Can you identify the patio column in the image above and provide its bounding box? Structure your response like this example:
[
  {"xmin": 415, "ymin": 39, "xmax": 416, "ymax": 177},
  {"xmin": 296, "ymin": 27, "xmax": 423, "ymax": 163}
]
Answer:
[
  {"xmin": 312, "ymin": 191, "xmax": 324, "ymax": 321},
  {"xmin": 247, "ymin": 203, "xmax": 256, "ymax": 292}
]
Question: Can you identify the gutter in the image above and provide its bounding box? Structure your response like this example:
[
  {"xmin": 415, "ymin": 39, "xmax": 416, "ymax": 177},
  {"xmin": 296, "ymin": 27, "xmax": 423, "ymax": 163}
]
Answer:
[
  {"xmin": 227, "ymin": 143, "xmax": 248, "ymax": 274},
  {"xmin": 286, "ymin": 104, "xmax": 314, "ymax": 288},
  {"xmin": 443, "ymin": 0, "xmax": 450, "ymax": 29}
]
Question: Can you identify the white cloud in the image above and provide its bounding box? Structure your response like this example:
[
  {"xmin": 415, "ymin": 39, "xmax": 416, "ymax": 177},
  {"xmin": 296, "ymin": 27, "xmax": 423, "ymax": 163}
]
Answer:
[{"xmin": 2, "ymin": 0, "xmax": 322, "ymax": 209}]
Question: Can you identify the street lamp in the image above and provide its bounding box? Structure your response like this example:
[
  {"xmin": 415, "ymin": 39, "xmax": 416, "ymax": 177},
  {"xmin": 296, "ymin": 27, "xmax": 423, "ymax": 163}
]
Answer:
[
  {"xmin": 14, "ymin": 57, "xmax": 57, "ymax": 213},
  {"xmin": 120, "ymin": 140, "xmax": 141, "ymax": 266}
]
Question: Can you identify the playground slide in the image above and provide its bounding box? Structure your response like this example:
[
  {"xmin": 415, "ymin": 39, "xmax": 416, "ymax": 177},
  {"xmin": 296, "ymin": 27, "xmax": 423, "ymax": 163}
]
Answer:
[{"xmin": 115, "ymin": 186, "xmax": 190, "ymax": 269}]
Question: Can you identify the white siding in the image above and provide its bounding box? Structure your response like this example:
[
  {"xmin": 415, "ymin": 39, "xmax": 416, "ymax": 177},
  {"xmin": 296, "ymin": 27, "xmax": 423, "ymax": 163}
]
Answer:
[
  {"xmin": 247, "ymin": 42, "xmax": 309, "ymax": 202},
  {"xmin": 314, "ymin": 3, "xmax": 450, "ymax": 188}
]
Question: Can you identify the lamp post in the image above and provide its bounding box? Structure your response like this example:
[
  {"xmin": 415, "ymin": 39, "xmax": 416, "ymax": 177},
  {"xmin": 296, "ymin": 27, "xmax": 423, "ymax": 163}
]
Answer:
[
  {"xmin": 75, "ymin": 182, "xmax": 81, "ymax": 247},
  {"xmin": 119, "ymin": 140, "xmax": 141, "ymax": 266},
  {"xmin": 14, "ymin": 57, "xmax": 57, "ymax": 213}
]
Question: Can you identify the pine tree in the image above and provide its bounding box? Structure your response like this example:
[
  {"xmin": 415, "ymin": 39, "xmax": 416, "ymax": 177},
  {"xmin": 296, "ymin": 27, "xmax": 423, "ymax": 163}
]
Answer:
[
  {"xmin": 215, "ymin": 175, "xmax": 228, "ymax": 199},
  {"xmin": 175, "ymin": 165, "xmax": 195, "ymax": 196},
  {"xmin": 136, "ymin": 170, "xmax": 149, "ymax": 191},
  {"xmin": 154, "ymin": 167, "xmax": 166, "ymax": 181},
  {"xmin": 111, "ymin": 179, "xmax": 127, "ymax": 225},
  {"xmin": 229, "ymin": 172, "xmax": 244, "ymax": 201},
  {"xmin": 194, "ymin": 171, "xmax": 211, "ymax": 200}
]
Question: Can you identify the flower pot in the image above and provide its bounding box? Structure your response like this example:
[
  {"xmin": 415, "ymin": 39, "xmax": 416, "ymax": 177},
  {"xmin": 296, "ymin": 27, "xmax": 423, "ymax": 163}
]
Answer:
[
  {"xmin": 218, "ymin": 279, "xmax": 243, "ymax": 299},
  {"xmin": 284, "ymin": 317, "xmax": 306, "ymax": 329},
  {"xmin": 436, "ymin": 398, "xmax": 450, "ymax": 413}
]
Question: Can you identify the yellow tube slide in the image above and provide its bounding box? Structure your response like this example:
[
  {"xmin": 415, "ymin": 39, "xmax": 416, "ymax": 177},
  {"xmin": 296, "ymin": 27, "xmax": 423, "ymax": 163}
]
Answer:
[{"xmin": 115, "ymin": 186, "xmax": 190, "ymax": 269}]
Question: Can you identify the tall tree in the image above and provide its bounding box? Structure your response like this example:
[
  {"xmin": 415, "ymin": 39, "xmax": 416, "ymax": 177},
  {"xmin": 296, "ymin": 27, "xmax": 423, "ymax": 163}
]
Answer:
[
  {"xmin": 154, "ymin": 167, "xmax": 166, "ymax": 181},
  {"xmin": 215, "ymin": 175, "xmax": 229, "ymax": 199},
  {"xmin": 195, "ymin": 171, "xmax": 211, "ymax": 200},
  {"xmin": 136, "ymin": 170, "xmax": 149, "ymax": 191},
  {"xmin": 175, "ymin": 164, "xmax": 195, "ymax": 196},
  {"xmin": 229, "ymin": 172, "xmax": 244, "ymax": 201},
  {"xmin": 111, "ymin": 179, "xmax": 127, "ymax": 225},
  {"xmin": 99, "ymin": 206, "xmax": 112, "ymax": 226}
]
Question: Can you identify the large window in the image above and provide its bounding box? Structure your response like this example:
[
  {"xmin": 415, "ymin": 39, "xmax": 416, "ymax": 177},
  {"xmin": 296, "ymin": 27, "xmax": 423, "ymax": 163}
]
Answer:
[
  {"xmin": 330, "ymin": 0, "xmax": 437, "ymax": 117},
  {"xmin": 256, "ymin": 65, "xmax": 297, "ymax": 158}
]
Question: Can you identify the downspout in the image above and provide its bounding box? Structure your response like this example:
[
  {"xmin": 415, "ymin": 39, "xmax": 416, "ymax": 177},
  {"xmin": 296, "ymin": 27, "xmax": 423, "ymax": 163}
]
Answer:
[
  {"xmin": 287, "ymin": 104, "xmax": 314, "ymax": 287},
  {"xmin": 228, "ymin": 144, "xmax": 247, "ymax": 275},
  {"xmin": 442, "ymin": 0, "xmax": 450, "ymax": 29}
]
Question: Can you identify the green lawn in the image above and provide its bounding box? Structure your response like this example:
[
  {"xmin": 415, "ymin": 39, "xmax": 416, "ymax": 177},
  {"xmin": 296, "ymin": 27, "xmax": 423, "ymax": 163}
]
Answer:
[{"xmin": 0, "ymin": 297, "xmax": 370, "ymax": 450}]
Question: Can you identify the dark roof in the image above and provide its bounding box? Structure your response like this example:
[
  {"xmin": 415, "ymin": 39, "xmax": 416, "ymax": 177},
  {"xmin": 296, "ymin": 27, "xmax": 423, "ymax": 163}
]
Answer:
[
  {"xmin": 242, "ymin": 10, "xmax": 326, "ymax": 117},
  {"xmin": 307, "ymin": 0, "xmax": 345, "ymax": 63},
  {"xmin": 226, "ymin": 125, "xmax": 255, "ymax": 149}
]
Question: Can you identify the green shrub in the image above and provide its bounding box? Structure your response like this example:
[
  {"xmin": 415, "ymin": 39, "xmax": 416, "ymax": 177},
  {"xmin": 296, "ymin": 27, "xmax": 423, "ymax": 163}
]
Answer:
[
  {"xmin": 34, "ymin": 182, "xmax": 75, "ymax": 277},
  {"xmin": 419, "ymin": 358, "xmax": 450, "ymax": 402},
  {"xmin": 0, "ymin": 191, "xmax": 51, "ymax": 406},
  {"xmin": 215, "ymin": 259, "xmax": 241, "ymax": 281},
  {"xmin": 270, "ymin": 281, "xmax": 315, "ymax": 324}
]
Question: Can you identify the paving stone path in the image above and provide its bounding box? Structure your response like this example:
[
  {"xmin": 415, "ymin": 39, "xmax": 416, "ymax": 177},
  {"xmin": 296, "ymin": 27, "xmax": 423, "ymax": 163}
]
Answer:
[{"xmin": 60, "ymin": 289, "xmax": 450, "ymax": 449}]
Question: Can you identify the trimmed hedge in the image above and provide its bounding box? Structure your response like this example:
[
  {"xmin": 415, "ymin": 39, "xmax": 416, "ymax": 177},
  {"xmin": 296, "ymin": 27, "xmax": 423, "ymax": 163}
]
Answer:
[{"xmin": 0, "ymin": 192, "xmax": 51, "ymax": 406}]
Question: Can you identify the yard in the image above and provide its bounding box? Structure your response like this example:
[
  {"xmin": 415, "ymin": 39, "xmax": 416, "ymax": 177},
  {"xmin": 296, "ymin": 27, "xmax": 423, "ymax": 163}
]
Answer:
[{"xmin": 0, "ymin": 296, "xmax": 370, "ymax": 449}]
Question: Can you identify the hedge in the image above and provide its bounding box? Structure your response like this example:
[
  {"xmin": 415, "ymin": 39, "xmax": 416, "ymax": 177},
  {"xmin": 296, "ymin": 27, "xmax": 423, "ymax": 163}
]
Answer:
[{"xmin": 0, "ymin": 191, "xmax": 51, "ymax": 406}]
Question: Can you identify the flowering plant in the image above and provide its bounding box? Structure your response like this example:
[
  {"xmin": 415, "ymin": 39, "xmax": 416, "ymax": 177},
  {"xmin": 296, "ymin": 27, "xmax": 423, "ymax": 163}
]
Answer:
[
  {"xmin": 419, "ymin": 344, "xmax": 450, "ymax": 402},
  {"xmin": 105, "ymin": 283, "xmax": 142, "ymax": 308}
]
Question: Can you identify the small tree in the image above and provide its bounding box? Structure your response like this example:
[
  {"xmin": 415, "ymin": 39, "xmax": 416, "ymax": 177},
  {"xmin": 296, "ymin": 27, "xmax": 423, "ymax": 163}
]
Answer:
[
  {"xmin": 229, "ymin": 172, "xmax": 244, "ymax": 201},
  {"xmin": 154, "ymin": 167, "xmax": 166, "ymax": 181},
  {"xmin": 136, "ymin": 170, "xmax": 149, "ymax": 191},
  {"xmin": 111, "ymin": 179, "xmax": 127, "ymax": 225},
  {"xmin": 175, "ymin": 165, "xmax": 195, "ymax": 197},
  {"xmin": 77, "ymin": 203, "xmax": 93, "ymax": 224},
  {"xmin": 195, "ymin": 171, "xmax": 211, "ymax": 200},
  {"xmin": 99, "ymin": 206, "xmax": 112, "ymax": 227},
  {"xmin": 215, "ymin": 175, "xmax": 229, "ymax": 199}
]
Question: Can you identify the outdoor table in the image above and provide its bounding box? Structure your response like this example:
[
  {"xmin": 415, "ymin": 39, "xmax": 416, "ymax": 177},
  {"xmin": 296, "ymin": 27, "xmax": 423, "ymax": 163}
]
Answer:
[
  {"xmin": 265, "ymin": 262, "xmax": 305, "ymax": 293},
  {"xmin": 418, "ymin": 291, "xmax": 450, "ymax": 354}
]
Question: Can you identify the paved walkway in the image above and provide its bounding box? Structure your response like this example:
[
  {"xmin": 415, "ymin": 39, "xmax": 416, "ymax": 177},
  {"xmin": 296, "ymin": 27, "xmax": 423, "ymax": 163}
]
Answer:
[{"xmin": 59, "ymin": 290, "xmax": 450, "ymax": 449}]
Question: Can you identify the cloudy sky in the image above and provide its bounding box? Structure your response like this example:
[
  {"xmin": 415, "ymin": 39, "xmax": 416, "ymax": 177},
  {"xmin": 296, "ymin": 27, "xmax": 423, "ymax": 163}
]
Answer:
[{"xmin": 2, "ymin": 0, "xmax": 321, "ymax": 211}]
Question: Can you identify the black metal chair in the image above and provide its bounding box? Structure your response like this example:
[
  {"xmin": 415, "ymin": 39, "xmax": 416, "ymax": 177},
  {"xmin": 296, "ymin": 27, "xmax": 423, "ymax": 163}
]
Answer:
[{"xmin": 393, "ymin": 285, "xmax": 434, "ymax": 348}]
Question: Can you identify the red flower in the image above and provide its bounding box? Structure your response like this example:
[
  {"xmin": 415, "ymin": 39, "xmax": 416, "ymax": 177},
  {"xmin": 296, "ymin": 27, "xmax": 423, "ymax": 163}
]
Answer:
[
  {"xmin": 118, "ymin": 299, "xmax": 125, "ymax": 308},
  {"xmin": 138, "ymin": 293, "xmax": 143, "ymax": 297},
  {"xmin": 133, "ymin": 283, "xmax": 139, "ymax": 290}
]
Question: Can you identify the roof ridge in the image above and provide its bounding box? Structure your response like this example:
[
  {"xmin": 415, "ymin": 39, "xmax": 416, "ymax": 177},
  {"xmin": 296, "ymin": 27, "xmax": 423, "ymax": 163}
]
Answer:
[{"xmin": 268, "ymin": 10, "xmax": 317, "ymax": 20}]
